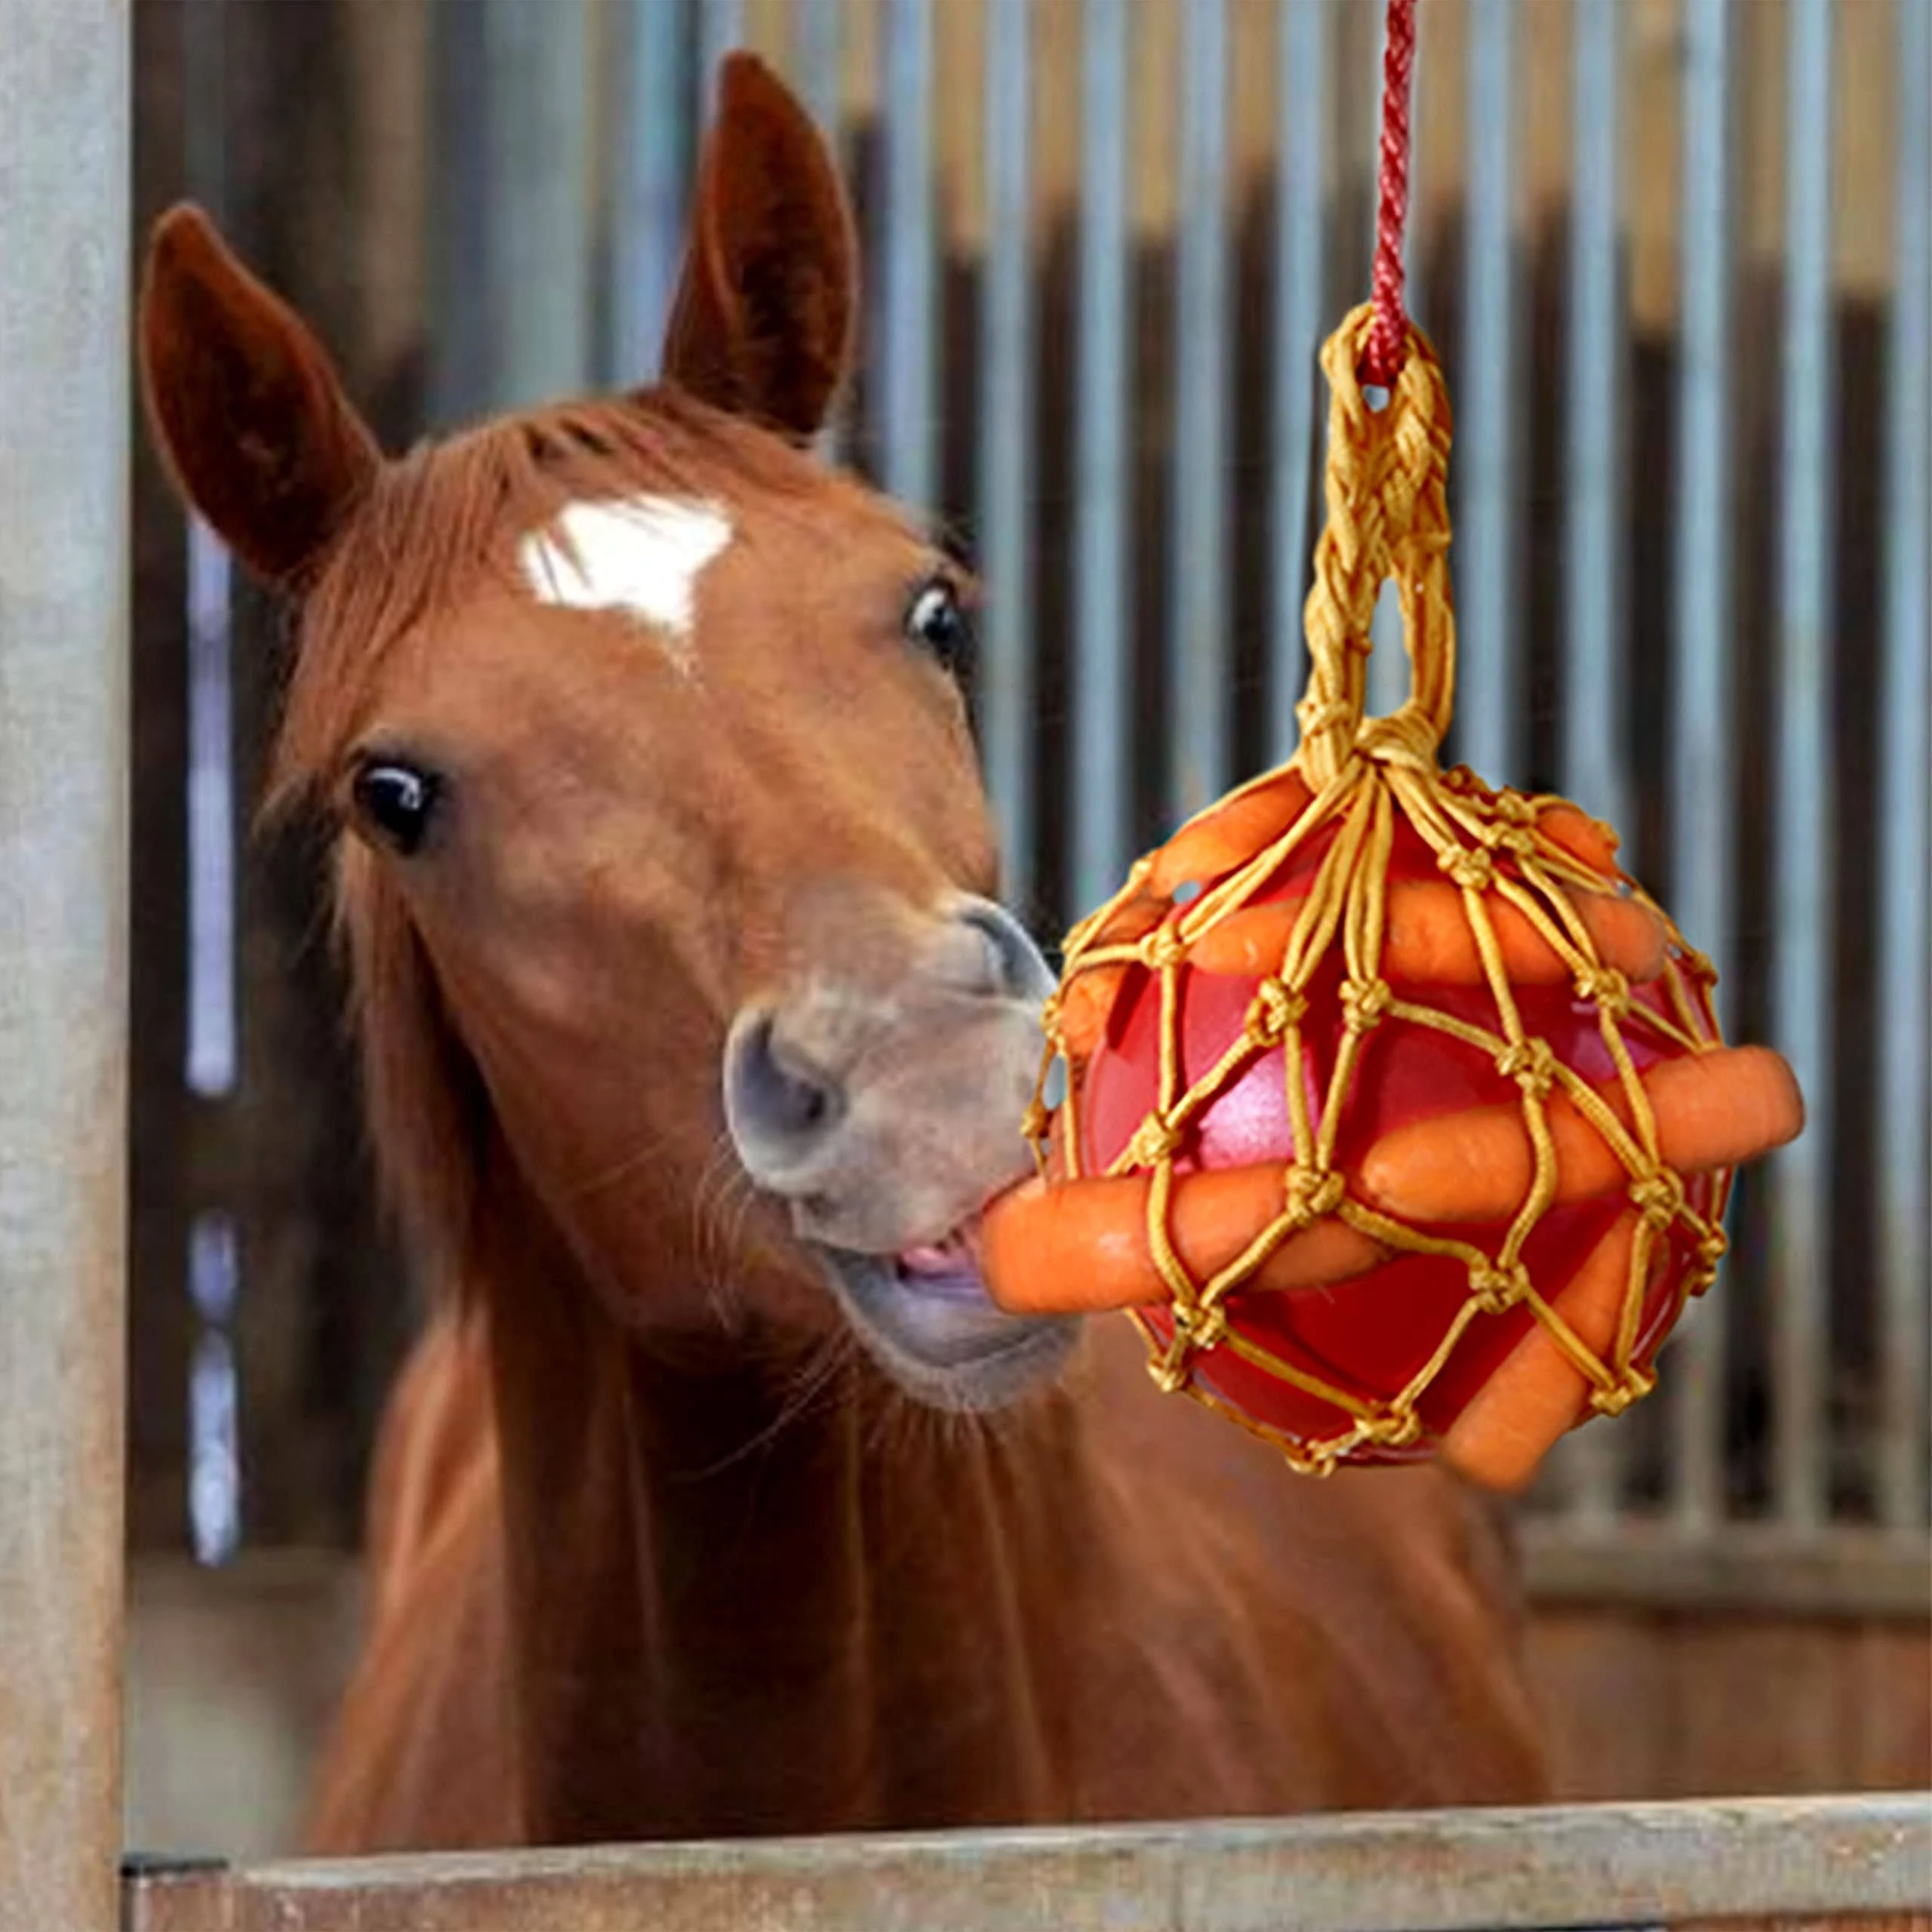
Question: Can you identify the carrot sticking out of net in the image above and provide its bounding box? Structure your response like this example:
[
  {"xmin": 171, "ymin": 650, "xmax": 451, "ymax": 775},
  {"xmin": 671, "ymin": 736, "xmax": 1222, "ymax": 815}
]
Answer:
[
  {"xmin": 1439, "ymin": 1210, "xmax": 1641, "ymax": 1491},
  {"xmin": 1187, "ymin": 878, "xmax": 1668, "ymax": 986},
  {"xmin": 983, "ymin": 1168, "xmax": 1388, "ymax": 1317},
  {"xmin": 1356, "ymin": 1044, "xmax": 1804, "ymax": 1226}
]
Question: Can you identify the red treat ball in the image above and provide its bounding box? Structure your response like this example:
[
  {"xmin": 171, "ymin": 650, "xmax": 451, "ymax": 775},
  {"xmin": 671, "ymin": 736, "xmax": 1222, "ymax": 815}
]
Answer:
[{"xmin": 1072, "ymin": 808, "xmax": 1730, "ymax": 1468}]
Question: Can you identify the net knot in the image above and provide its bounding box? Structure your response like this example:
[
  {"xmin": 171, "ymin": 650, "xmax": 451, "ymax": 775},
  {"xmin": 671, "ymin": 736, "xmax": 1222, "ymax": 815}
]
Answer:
[
  {"xmin": 1574, "ymin": 964, "xmax": 1632, "ymax": 1016},
  {"xmin": 1123, "ymin": 1112, "xmax": 1185, "ymax": 1169},
  {"xmin": 1366, "ymin": 1407, "xmax": 1426, "ymax": 1450},
  {"xmin": 1697, "ymin": 1225, "xmax": 1730, "ymax": 1267},
  {"xmin": 1469, "ymin": 1260, "xmax": 1529, "ymax": 1315},
  {"xmin": 1171, "ymin": 1298, "xmax": 1229, "ymax": 1355},
  {"xmin": 1441, "ymin": 846, "xmax": 1495, "ymax": 892},
  {"xmin": 1589, "ymin": 1366, "xmax": 1657, "ymax": 1417},
  {"xmin": 1021, "ymin": 1098, "xmax": 1051, "ymax": 1143},
  {"xmin": 1629, "ymin": 1171, "xmax": 1685, "ymax": 1230},
  {"xmin": 1148, "ymin": 1340, "xmax": 1192, "ymax": 1395},
  {"xmin": 1141, "ymin": 922, "xmax": 1190, "ymax": 972},
  {"xmin": 1284, "ymin": 1166, "xmax": 1346, "ymax": 1224},
  {"xmin": 1339, "ymin": 976, "xmax": 1392, "ymax": 1033},
  {"xmin": 1491, "ymin": 787, "xmax": 1538, "ymax": 827},
  {"xmin": 1495, "ymin": 1037, "xmax": 1557, "ymax": 1100},
  {"xmin": 1244, "ymin": 980, "xmax": 1307, "ymax": 1047}
]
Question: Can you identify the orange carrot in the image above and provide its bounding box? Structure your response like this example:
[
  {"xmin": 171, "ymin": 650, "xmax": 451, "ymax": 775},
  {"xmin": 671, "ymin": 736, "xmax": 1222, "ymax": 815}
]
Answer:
[
  {"xmin": 1440, "ymin": 1211, "xmax": 1639, "ymax": 1491},
  {"xmin": 1057, "ymin": 892, "xmax": 1164, "ymax": 1059},
  {"xmin": 1186, "ymin": 877, "xmax": 1666, "ymax": 986},
  {"xmin": 1057, "ymin": 964, "xmax": 1128, "ymax": 1061},
  {"xmin": 980, "ymin": 1165, "xmax": 1386, "ymax": 1315},
  {"xmin": 1146, "ymin": 770, "xmax": 1314, "ymax": 897},
  {"xmin": 1356, "ymin": 1044, "xmax": 1803, "ymax": 1226},
  {"xmin": 1534, "ymin": 803, "xmax": 1622, "ymax": 877}
]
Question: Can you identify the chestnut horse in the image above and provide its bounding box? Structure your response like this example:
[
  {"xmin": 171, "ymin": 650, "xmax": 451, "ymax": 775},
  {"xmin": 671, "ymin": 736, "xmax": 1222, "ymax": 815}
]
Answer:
[{"xmin": 139, "ymin": 55, "xmax": 1546, "ymax": 1851}]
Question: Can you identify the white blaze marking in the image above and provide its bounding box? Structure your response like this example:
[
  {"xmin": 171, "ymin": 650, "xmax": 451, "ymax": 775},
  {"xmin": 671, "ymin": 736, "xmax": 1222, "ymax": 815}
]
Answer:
[{"xmin": 518, "ymin": 495, "xmax": 733, "ymax": 672}]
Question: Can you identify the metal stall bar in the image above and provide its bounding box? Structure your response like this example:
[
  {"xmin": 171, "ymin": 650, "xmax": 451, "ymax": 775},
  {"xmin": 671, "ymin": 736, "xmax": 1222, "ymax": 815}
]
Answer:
[
  {"xmin": 979, "ymin": 0, "xmax": 1037, "ymax": 909},
  {"xmin": 1070, "ymin": 0, "xmax": 1133, "ymax": 918},
  {"xmin": 794, "ymin": 0, "xmax": 849, "ymax": 467},
  {"xmin": 1667, "ymin": 0, "xmax": 1738, "ymax": 1534},
  {"xmin": 698, "ymin": 0, "xmax": 746, "ymax": 91},
  {"xmin": 1452, "ymin": 0, "xmax": 1521, "ymax": 781},
  {"xmin": 1171, "ymin": 0, "xmax": 1233, "ymax": 823},
  {"xmin": 480, "ymin": 0, "xmax": 595, "ymax": 406},
  {"xmin": 1270, "ymin": 0, "xmax": 1331, "ymax": 765},
  {"xmin": 1878, "ymin": 0, "xmax": 1932, "ymax": 1535},
  {"xmin": 607, "ymin": 0, "xmax": 692, "ymax": 387},
  {"xmin": 122, "ymin": 1795, "xmax": 1932, "ymax": 1932},
  {"xmin": 1768, "ymin": 0, "xmax": 1838, "ymax": 1533},
  {"xmin": 0, "ymin": 2, "xmax": 129, "ymax": 1928},
  {"xmin": 1550, "ymin": 0, "xmax": 1629, "ymax": 1529},
  {"xmin": 877, "ymin": 0, "xmax": 938, "ymax": 512},
  {"xmin": 796, "ymin": 0, "xmax": 842, "ymax": 132}
]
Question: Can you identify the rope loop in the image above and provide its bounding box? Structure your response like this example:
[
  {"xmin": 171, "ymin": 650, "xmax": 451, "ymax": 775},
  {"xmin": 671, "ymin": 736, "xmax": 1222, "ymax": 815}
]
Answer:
[{"xmin": 1297, "ymin": 306, "xmax": 1459, "ymax": 792}]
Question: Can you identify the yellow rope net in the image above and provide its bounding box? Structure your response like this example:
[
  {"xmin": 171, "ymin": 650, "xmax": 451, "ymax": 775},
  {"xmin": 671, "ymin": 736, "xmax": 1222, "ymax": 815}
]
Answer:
[{"xmin": 1023, "ymin": 306, "xmax": 1736, "ymax": 1476}]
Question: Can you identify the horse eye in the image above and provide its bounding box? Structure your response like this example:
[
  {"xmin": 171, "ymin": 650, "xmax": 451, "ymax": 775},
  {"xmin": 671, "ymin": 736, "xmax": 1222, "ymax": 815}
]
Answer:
[
  {"xmin": 350, "ymin": 760, "xmax": 441, "ymax": 857},
  {"xmin": 905, "ymin": 577, "xmax": 974, "ymax": 676}
]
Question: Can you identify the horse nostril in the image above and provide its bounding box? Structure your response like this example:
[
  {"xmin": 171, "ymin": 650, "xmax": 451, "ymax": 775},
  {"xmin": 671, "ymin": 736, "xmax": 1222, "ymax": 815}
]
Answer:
[
  {"xmin": 953, "ymin": 897, "xmax": 1055, "ymax": 1003},
  {"xmin": 724, "ymin": 1010, "xmax": 846, "ymax": 1168}
]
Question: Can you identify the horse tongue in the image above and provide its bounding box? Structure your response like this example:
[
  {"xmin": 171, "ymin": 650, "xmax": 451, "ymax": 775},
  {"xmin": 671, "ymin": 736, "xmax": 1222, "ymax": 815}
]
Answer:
[{"xmin": 894, "ymin": 1226, "xmax": 989, "ymax": 1300}]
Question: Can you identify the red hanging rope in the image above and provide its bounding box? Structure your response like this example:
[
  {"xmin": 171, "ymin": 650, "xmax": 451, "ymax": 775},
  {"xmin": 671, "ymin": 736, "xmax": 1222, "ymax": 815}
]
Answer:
[{"xmin": 1361, "ymin": 0, "xmax": 1419, "ymax": 388}]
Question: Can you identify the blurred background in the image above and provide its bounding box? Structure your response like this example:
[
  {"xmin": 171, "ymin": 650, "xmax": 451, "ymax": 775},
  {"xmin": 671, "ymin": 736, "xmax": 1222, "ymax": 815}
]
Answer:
[{"xmin": 125, "ymin": 0, "xmax": 1928, "ymax": 1855}]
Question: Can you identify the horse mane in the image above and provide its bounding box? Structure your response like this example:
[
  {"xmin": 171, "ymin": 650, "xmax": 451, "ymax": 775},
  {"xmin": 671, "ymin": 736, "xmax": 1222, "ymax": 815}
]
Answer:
[{"xmin": 264, "ymin": 386, "xmax": 815, "ymax": 1293}]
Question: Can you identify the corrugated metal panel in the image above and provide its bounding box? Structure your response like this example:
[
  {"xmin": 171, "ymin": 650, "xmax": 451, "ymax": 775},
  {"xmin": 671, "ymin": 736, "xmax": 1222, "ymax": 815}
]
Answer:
[
  {"xmin": 1549, "ymin": 0, "xmax": 1629, "ymax": 1527},
  {"xmin": 1768, "ymin": 0, "xmax": 1839, "ymax": 1534},
  {"xmin": 1451, "ymin": 0, "xmax": 1521, "ymax": 780},
  {"xmin": 979, "ymin": 0, "xmax": 1038, "ymax": 907},
  {"xmin": 1171, "ymin": 0, "xmax": 1234, "ymax": 822},
  {"xmin": 1271, "ymin": 1, "xmax": 1331, "ymax": 765},
  {"xmin": 1666, "ymin": 0, "xmax": 1740, "ymax": 1535},
  {"xmin": 876, "ymin": 0, "xmax": 939, "ymax": 511},
  {"xmin": 1877, "ymin": 0, "xmax": 1932, "ymax": 1537},
  {"xmin": 606, "ymin": 0, "xmax": 691, "ymax": 386},
  {"xmin": 1069, "ymin": 0, "xmax": 1134, "ymax": 916},
  {"xmin": 479, "ymin": 0, "xmax": 595, "ymax": 405}
]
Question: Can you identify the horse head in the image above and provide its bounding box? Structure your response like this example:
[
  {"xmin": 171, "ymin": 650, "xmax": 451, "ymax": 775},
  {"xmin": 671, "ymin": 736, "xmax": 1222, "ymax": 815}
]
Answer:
[{"xmin": 139, "ymin": 53, "xmax": 1078, "ymax": 1413}]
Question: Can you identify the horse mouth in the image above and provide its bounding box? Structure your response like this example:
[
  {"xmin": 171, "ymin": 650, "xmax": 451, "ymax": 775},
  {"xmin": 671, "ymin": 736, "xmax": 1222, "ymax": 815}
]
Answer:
[{"xmin": 812, "ymin": 1215, "xmax": 1081, "ymax": 1414}]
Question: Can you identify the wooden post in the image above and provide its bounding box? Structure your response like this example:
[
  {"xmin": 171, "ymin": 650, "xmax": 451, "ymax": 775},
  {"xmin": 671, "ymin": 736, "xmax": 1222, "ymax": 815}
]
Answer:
[{"xmin": 0, "ymin": 0, "xmax": 131, "ymax": 1925}]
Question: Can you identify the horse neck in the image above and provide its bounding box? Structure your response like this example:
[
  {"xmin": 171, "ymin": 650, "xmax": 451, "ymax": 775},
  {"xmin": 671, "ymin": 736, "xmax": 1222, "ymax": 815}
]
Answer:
[{"xmin": 466, "ymin": 1135, "xmax": 1108, "ymax": 1842}]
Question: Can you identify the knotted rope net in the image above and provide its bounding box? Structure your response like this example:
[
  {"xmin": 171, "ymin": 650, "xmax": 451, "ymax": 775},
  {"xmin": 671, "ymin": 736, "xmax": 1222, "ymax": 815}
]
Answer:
[{"xmin": 1023, "ymin": 306, "xmax": 1738, "ymax": 1476}]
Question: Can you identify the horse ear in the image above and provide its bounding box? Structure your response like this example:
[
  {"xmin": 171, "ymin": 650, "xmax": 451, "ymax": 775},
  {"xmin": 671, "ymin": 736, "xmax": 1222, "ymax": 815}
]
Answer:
[
  {"xmin": 139, "ymin": 204, "xmax": 380, "ymax": 589},
  {"xmin": 659, "ymin": 53, "xmax": 857, "ymax": 441}
]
